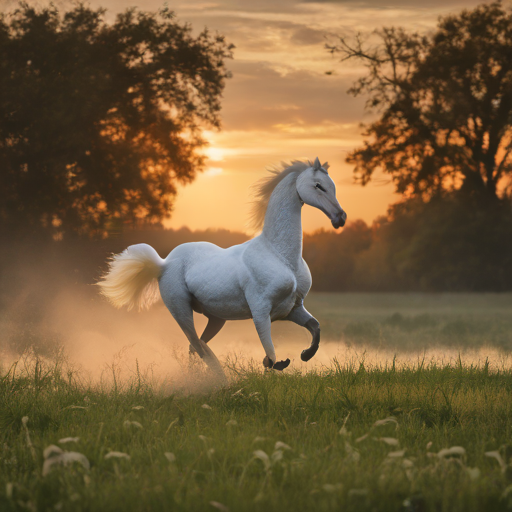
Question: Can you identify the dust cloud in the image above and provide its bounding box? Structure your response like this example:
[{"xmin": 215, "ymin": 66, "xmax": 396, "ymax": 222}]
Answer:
[{"xmin": 2, "ymin": 277, "xmax": 509, "ymax": 393}]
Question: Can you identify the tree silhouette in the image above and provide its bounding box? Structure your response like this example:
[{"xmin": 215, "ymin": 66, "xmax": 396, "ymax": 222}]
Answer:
[
  {"xmin": 0, "ymin": 3, "xmax": 233, "ymax": 239},
  {"xmin": 328, "ymin": 2, "xmax": 512, "ymax": 204}
]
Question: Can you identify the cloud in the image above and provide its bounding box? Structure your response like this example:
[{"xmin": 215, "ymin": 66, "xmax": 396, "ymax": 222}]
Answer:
[
  {"xmin": 221, "ymin": 60, "xmax": 370, "ymax": 132},
  {"xmin": 290, "ymin": 25, "xmax": 327, "ymax": 45},
  {"xmin": 300, "ymin": 0, "xmax": 486, "ymax": 9}
]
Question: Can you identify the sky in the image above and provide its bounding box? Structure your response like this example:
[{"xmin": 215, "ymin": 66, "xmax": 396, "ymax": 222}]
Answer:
[{"xmin": 2, "ymin": 0, "xmax": 491, "ymax": 233}]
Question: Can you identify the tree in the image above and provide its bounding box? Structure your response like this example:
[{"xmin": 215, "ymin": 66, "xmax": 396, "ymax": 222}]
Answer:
[
  {"xmin": 0, "ymin": 3, "xmax": 233, "ymax": 239},
  {"xmin": 328, "ymin": 2, "xmax": 512, "ymax": 204}
]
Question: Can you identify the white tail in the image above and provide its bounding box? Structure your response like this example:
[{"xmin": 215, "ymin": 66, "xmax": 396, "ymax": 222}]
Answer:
[{"xmin": 98, "ymin": 243, "xmax": 165, "ymax": 311}]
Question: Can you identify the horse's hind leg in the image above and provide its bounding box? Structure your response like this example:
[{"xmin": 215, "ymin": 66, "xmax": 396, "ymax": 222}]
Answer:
[
  {"xmin": 201, "ymin": 316, "xmax": 226, "ymax": 342},
  {"xmin": 167, "ymin": 300, "xmax": 225, "ymax": 378},
  {"xmin": 284, "ymin": 305, "xmax": 320, "ymax": 362},
  {"xmin": 189, "ymin": 315, "xmax": 226, "ymax": 356}
]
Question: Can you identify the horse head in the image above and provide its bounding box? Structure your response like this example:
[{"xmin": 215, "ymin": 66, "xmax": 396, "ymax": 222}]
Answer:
[{"xmin": 296, "ymin": 157, "xmax": 347, "ymax": 229}]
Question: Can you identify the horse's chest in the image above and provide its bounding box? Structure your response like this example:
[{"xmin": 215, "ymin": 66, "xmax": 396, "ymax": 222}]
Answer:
[{"xmin": 269, "ymin": 272, "xmax": 306, "ymax": 320}]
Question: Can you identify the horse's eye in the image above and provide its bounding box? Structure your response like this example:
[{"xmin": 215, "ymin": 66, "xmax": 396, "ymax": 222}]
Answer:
[{"xmin": 315, "ymin": 183, "xmax": 326, "ymax": 192}]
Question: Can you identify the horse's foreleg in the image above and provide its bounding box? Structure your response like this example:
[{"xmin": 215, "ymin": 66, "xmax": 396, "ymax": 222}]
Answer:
[
  {"xmin": 284, "ymin": 306, "xmax": 320, "ymax": 362},
  {"xmin": 252, "ymin": 313, "xmax": 290, "ymax": 371}
]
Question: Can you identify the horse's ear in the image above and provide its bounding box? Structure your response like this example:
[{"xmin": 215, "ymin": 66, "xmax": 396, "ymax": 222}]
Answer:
[
  {"xmin": 322, "ymin": 161, "xmax": 330, "ymax": 170},
  {"xmin": 313, "ymin": 157, "xmax": 321, "ymax": 170}
]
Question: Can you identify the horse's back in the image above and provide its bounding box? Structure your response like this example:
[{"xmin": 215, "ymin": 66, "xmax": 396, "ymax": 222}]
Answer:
[{"xmin": 160, "ymin": 241, "xmax": 252, "ymax": 320}]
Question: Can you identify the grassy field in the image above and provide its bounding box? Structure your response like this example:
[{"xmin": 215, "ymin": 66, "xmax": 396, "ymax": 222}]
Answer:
[
  {"xmin": 303, "ymin": 292, "xmax": 512, "ymax": 352},
  {"xmin": 1, "ymin": 293, "xmax": 512, "ymax": 512},
  {"xmin": 2, "ymin": 358, "xmax": 512, "ymax": 511}
]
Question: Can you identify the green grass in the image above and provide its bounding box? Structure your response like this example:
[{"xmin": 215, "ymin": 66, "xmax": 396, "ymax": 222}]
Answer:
[{"xmin": 2, "ymin": 355, "xmax": 512, "ymax": 512}]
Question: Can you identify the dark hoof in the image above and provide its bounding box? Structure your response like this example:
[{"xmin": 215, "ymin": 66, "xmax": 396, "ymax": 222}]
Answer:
[
  {"xmin": 263, "ymin": 356, "xmax": 274, "ymax": 369},
  {"xmin": 301, "ymin": 346, "xmax": 319, "ymax": 362},
  {"xmin": 273, "ymin": 358, "xmax": 291, "ymax": 371}
]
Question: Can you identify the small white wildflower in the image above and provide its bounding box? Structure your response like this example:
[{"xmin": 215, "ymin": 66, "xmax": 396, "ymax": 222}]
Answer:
[
  {"xmin": 225, "ymin": 419, "xmax": 238, "ymax": 426},
  {"xmin": 164, "ymin": 452, "xmax": 176, "ymax": 462},
  {"xmin": 21, "ymin": 416, "xmax": 29, "ymax": 426},
  {"xmin": 485, "ymin": 451, "xmax": 506, "ymax": 470},
  {"xmin": 402, "ymin": 459, "xmax": 415, "ymax": 480},
  {"xmin": 104, "ymin": 451, "xmax": 131, "ymax": 460},
  {"xmin": 271, "ymin": 450, "xmax": 283, "ymax": 463},
  {"xmin": 375, "ymin": 437, "xmax": 400, "ymax": 446},
  {"xmin": 201, "ymin": 404, "xmax": 212, "ymax": 410},
  {"xmin": 43, "ymin": 445, "xmax": 63, "ymax": 459},
  {"xmin": 438, "ymin": 446, "xmax": 466, "ymax": 458},
  {"xmin": 58, "ymin": 437, "xmax": 80, "ymax": 444},
  {"xmin": 42, "ymin": 450, "xmax": 89, "ymax": 476},
  {"xmin": 373, "ymin": 417, "xmax": 398, "ymax": 428},
  {"xmin": 322, "ymin": 483, "xmax": 342, "ymax": 493},
  {"xmin": 209, "ymin": 501, "xmax": 229, "ymax": 512},
  {"xmin": 253, "ymin": 450, "xmax": 271, "ymax": 470},
  {"xmin": 124, "ymin": 420, "xmax": 143, "ymax": 430},
  {"xmin": 274, "ymin": 441, "xmax": 291, "ymax": 451}
]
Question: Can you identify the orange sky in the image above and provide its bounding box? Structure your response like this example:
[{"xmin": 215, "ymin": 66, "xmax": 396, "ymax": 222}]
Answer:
[{"xmin": 11, "ymin": 0, "xmax": 488, "ymax": 233}]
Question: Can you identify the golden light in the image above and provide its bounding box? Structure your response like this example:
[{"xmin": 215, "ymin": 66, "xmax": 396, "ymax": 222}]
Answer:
[
  {"xmin": 204, "ymin": 146, "xmax": 225, "ymax": 162},
  {"xmin": 204, "ymin": 167, "xmax": 223, "ymax": 177}
]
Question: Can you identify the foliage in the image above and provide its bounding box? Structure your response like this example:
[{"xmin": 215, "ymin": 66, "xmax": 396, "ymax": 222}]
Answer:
[
  {"xmin": 304, "ymin": 197, "xmax": 512, "ymax": 292},
  {"xmin": 303, "ymin": 220, "xmax": 372, "ymax": 290},
  {"xmin": 0, "ymin": 3, "xmax": 232, "ymax": 238},
  {"xmin": 2, "ymin": 356, "xmax": 512, "ymax": 511},
  {"xmin": 329, "ymin": 2, "xmax": 512, "ymax": 203}
]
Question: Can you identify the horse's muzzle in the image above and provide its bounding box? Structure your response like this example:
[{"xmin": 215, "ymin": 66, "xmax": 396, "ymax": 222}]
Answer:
[{"xmin": 331, "ymin": 210, "xmax": 347, "ymax": 229}]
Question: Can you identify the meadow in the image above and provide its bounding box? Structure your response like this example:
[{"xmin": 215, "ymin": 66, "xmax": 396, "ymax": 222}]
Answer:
[{"xmin": 1, "ymin": 293, "xmax": 512, "ymax": 512}]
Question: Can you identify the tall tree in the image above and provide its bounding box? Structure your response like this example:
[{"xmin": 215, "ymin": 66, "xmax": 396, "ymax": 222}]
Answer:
[
  {"xmin": 328, "ymin": 2, "xmax": 512, "ymax": 203},
  {"xmin": 0, "ymin": 3, "xmax": 233, "ymax": 238}
]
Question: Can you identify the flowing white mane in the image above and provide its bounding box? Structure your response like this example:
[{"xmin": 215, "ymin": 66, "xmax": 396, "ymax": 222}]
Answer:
[{"xmin": 249, "ymin": 159, "xmax": 329, "ymax": 231}]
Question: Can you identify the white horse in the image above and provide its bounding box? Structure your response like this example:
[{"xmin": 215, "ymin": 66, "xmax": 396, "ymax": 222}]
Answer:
[{"xmin": 98, "ymin": 158, "xmax": 346, "ymax": 377}]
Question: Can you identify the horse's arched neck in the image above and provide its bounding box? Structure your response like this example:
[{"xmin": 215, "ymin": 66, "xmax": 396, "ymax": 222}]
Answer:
[{"xmin": 261, "ymin": 175, "xmax": 303, "ymax": 268}]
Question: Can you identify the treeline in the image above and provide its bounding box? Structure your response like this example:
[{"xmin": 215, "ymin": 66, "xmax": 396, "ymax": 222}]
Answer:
[
  {"xmin": 305, "ymin": 195, "xmax": 512, "ymax": 292},
  {"xmin": 2, "ymin": 193, "xmax": 511, "ymax": 303}
]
